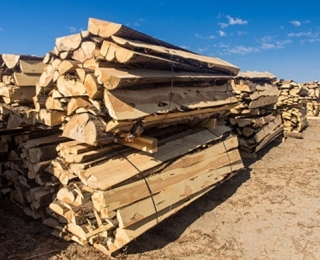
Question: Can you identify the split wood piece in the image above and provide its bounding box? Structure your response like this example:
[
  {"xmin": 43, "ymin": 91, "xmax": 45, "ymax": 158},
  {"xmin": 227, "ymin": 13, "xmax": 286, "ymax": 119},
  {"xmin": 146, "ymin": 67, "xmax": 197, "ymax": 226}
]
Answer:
[
  {"xmin": 56, "ymin": 76, "xmax": 87, "ymax": 97},
  {"xmin": 110, "ymin": 166, "xmax": 240, "ymax": 254},
  {"xmin": 37, "ymin": 109, "xmax": 66, "ymax": 126},
  {"xmin": 86, "ymin": 127, "xmax": 230, "ymax": 190},
  {"xmin": 62, "ymin": 112, "xmax": 114, "ymax": 145},
  {"xmin": 55, "ymin": 33, "xmax": 83, "ymax": 52},
  {"xmin": 19, "ymin": 60, "xmax": 45, "ymax": 74},
  {"xmin": 1, "ymin": 54, "xmax": 43, "ymax": 69},
  {"xmin": 58, "ymin": 60, "xmax": 80, "ymax": 75},
  {"xmin": 0, "ymin": 85, "xmax": 35, "ymax": 104},
  {"xmin": 95, "ymin": 67, "xmax": 231, "ymax": 90},
  {"xmin": 103, "ymin": 86, "xmax": 237, "ymax": 120},
  {"xmin": 105, "ymin": 104, "xmax": 235, "ymax": 133},
  {"xmin": 57, "ymin": 140, "xmax": 98, "ymax": 157},
  {"xmin": 84, "ymin": 73, "xmax": 104, "ymax": 99},
  {"xmin": 25, "ymin": 160, "xmax": 52, "ymax": 179},
  {"xmin": 115, "ymin": 135, "xmax": 158, "ymax": 153},
  {"xmin": 62, "ymin": 145, "xmax": 121, "ymax": 164},
  {"xmin": 66, "ymin": 97, "xmax": 94, "ymax": 116},
  {"xmin": 45, "ymin": 96, "xmax": 67, "ymax": 111},
  {"xmin": 87, "ymin": 17, "xmax": 188, "ymax": 51},
  {"xmin": 111, "ymin": 35, "xmax": 240, "ymax": 75},
  {"xmin": 92, "ymin": 135, "xmax": 239, "ymax": 216},
  {"xmin": 72, "ymin": 41, "xmax": 97, "ymax": 63},
  {"xmin": 13, "ymin": 73, "xmax": 40, "ymax": 87},
  {"xmin": 28, "ymin": 144, "xmax": 59, "ymax": 164}
]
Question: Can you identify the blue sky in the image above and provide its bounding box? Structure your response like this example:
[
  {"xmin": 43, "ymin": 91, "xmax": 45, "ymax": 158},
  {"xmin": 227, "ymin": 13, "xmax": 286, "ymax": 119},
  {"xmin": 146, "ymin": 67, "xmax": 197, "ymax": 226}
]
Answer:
[{"xmin": 0, "ymin": 0, "xmax": 319, "ymax": 83}]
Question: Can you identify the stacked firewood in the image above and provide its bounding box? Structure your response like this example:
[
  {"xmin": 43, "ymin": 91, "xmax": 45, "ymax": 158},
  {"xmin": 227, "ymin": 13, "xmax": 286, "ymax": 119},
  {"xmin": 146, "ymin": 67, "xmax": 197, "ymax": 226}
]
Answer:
[
  {"xmin": 34, "ymin": 17, "xmax": 240, "ymax": 146},
  {"xmin": 227, "ymin": 71, "xmax": 283, "ymax": 156},
  {"xmin": 0, "ymin": 17, "xmax": 245, "ymax": 256},
  {"xmin": 275, "ymin": 79, "xmax": 308, "ymax": 136},
  {"xmin": 300, "ymin": 81, "xmax": 319, "ymax": 116}
]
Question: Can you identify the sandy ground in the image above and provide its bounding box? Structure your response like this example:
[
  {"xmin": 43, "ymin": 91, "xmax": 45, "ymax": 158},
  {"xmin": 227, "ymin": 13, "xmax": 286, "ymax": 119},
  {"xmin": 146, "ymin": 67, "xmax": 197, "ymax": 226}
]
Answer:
[{"xmin": 1, "ymin": 118, "xmax": 320, "ymax": 260}]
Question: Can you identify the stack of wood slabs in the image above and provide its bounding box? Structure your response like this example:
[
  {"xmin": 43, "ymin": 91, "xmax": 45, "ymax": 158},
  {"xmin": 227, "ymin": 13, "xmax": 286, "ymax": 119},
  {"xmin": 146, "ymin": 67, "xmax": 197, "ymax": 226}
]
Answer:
[
  {"xmin": 0, "ymin": 128, "xmax": 70, "ymax": 219},
  {"xmin": 45, "ymin": 125, "xmax": 243, "ymax": 255},
  {"xmin": 0, "ymin": 54, "xmax": 44, "ymax": 105},
  {"xmin": 0, "ymin": 17, "xmax": 244, "ymax": 257},
  {"xmin": 275, "ymin": 79, "xmax": 308, "ymax": 135},
  {"xmin": 35, "ymin": 17, "xmax": 240, "ymax": 146},
  {"xmin": 227, "ymin": 71, "xmax": 283, "ymax": 156},
  {"xmin": 0, "ymin": 54, "xmax": 44, "ymax": 129},
  {"xmin": 300, "ymin": 81, "xmax": 319, "ymax": 116}
]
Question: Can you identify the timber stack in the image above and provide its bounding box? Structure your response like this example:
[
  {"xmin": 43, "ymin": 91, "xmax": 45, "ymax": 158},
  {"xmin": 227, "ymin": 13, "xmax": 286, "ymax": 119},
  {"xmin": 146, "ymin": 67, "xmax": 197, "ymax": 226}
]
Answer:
[
  {"xmin": 275, "ymin": 79, "xmax": 308, "ymax": 138},
  {"xmin": 0, "ymin": 54, "xmax": 44, "ymax": 129},
  {"xmin": 226, "ymin": 71, "xmax": 283, "ymax": 157},
  {"xmin": 300, "ymin": 81, "xmax": 320, "ymax": 116},
  {"xmin": 0, "ymin": 17, "xmax": 245, "ymax": 256}
]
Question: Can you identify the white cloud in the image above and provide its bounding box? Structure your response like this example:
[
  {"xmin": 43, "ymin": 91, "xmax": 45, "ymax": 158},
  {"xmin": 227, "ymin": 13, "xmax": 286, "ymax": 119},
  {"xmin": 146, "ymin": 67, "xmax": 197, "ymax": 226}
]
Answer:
[
  {"xmin": 226, "ymin": 15, "xmax": 248, "ymax": 26},
  {"xmin": 290, "ymin": 20, "xmax": 301, "ymax": 27},
  {"xmin": 260, "ymin": 36, "xmax": 292, "ymax": 50},
  {"xmin": 218, "ymin": 22, "xmax": 229, "ymax": 29},
  {"xmin": 218, "ymin": 30, "xmax": 227, "ymax": 37},
  {"xmin": 195, "ymin": 33, "xmax": 216, "ymax": 40},
  {"xmin": 287, "ymin": 31, "xmax": 313, "ymax": 37},
  {"xmin": 228, "ymin": 45, "xmax": 259, "ymax": 55}
]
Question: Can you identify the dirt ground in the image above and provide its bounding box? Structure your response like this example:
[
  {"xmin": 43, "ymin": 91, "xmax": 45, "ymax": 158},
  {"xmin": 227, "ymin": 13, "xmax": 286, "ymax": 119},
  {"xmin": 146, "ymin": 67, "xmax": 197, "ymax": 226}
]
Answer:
[{"xmin": 1, "ymin": 118, "xmax": 320, "ymax": 260}]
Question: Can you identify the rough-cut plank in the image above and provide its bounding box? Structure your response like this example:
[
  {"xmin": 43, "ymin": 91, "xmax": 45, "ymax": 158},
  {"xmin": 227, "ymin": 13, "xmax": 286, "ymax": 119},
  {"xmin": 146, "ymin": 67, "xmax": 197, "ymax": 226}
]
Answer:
[
  {"xmin": 19, "ymin": 60, "xmax": 45, "ymax": 74},
  {"xmin": 95, "ymin": 67, "xmax": 233, "ymax": 90},
  {"xmin": 103, "ymin": 86, "xmax": 237, "ymax": 120},
  {"xmin": 105, "ymin": 104, "xmax": 236, "ymax": 133},
  {"xmin": 117, "ymin": 155, "xmax": 242, "ymax": 228},
  {"xmin": 86, "ymin": 128, "xmax": 228, "ymax": 190},
  {"xmin": 111, "ymin": 35, "xmax": 240, "ymax": 75},
  {"xmin": 13, "ymin": 73, "xmax": 40, "ymax": 87},
  {"xmin": 87, "ymin": 17, "xmax": 186, "ymax": 51},
  {"xmin": 93, "ymin": 135, "xmax": 239, "ymax": 214}
]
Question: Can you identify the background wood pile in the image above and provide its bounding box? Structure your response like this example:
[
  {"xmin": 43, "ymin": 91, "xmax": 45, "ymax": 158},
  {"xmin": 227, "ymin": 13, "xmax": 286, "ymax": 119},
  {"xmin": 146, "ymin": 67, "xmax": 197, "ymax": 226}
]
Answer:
[
  {"xmin": 0, "ymin": 54, "xmax": 44, "ymax": 129},
  {"xmin": 226, "ymin": 71, "xmax": 283, "ymax": 157},
  {"xmin": 275, "ymin": 79, "xmax": 308, "ymax": 137},
  {"xmin": 0, "ymin": 17, "xmax": 245, "ymax": 256},
  {"xmin": 300, "ymin": 81, "xmax": 319, "ymax": 116}
]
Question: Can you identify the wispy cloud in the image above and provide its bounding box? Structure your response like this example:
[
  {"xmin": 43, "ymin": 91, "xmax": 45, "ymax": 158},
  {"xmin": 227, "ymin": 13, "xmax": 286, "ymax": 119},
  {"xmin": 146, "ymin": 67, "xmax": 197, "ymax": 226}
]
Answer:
[
  {"xmin": 287, "ymin": 31, "xmax": 314, "ymax": 37},
  {"xmin": 227, "ymin": 45, "xmax": 259, "ymax": 55},
  {"xmin": 227, "ymin": 15, "xmax": 248, "ymax": 26},
  {"xmin": 218, "ymin": 30, "xmax": 227, "ymax": 37},
  {"xmin": 127, "ymin": 18, "xmax": 145, "ymax": 27},
  {"xmin": 260, "ymin": 36, "xmax": 292, "ymax": 50},
  {"xmin": 68, "ymin": 26, "xmax": 77, "ymax": 33},
  {"xmin": 195, "ymin": 33, "xmax": 216, "ymax": 39},
  {"xmin": 218, "ymin": 15, "xmax": 248, "ymax": 28},
  {"xmin": 288, "ymin": 30, "xmax": 320, "ymax": 43},
  {"xmin": 290, "ymin": 20, "xmax": 301, "ymax": 27}
]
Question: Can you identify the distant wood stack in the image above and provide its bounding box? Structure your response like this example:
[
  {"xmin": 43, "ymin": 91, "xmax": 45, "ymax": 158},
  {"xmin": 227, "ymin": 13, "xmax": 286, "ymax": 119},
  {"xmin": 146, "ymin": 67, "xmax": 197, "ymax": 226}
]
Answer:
[
  {"xmin": 227, "ymin": 71, "xmax": 283, "ymax": 156},
  {"xmin": 300, "ymin": 81, "xmax": 319, "ymax": 116}
]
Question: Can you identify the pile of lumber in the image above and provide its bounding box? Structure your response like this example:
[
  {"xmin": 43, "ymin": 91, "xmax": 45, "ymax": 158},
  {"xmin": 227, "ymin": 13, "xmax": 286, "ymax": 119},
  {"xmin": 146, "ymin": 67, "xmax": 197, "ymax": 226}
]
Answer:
[
  {"xmin": 0, "ymin": 17, "xmax": 245, "ymax": 256},
  {"xmin": 227, "ymin": 71, "xmax": 283, "ymax": 156},
  {"xmin": 275, "ymin": 79, "xmax": 308, "ymax": 136},
  {"xmin": 300, "ymin": 81, "xmax": 319, "ymax": 116},
  {"xmin": 35, "ymin": 17, "xmax": 240, "ymax": 145},
  {"xmin": 45, "ymin": 125, "xmax": 243, "ymax": 255}
]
